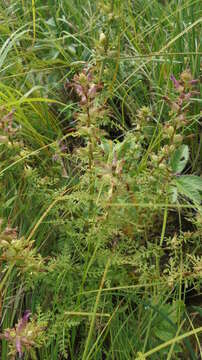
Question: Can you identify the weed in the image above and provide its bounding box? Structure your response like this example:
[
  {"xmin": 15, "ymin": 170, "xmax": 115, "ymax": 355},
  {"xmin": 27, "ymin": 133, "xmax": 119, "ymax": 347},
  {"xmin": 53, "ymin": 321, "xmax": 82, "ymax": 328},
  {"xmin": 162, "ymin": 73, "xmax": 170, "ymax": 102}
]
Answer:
[{"xmin": 0, "ymin": 1, "xmax": 201, "ymax": 359}]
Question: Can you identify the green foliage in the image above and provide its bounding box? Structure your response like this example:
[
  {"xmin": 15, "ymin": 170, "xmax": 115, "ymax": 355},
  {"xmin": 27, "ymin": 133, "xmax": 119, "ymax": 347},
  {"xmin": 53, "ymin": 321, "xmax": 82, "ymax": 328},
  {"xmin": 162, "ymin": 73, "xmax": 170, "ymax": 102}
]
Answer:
[
  {"xmin": 170, "ymin": 145, "xmax": 189, "ymax": 174},
  {"xmin": 175, "ymin": 175, "xmax": 202, "ymax": 205},
  {"xmin": 0, "ymin": 0, "xmax": 201, "ymax": 359}
]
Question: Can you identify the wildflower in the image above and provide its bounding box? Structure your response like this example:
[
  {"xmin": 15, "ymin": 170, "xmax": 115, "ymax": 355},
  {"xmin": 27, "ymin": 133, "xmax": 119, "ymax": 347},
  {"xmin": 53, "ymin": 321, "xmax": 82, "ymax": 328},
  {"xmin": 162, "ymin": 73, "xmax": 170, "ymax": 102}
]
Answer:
[
  {"xmin": 67, "ymin": 68, "xmax": 102, "ymax": 106},
  {"xmin": 0, "ymin": 310, "xmax": 46, "ymax": 359},
  {"xmin": 170, "ymin": 75, "xmax": 180, "ymax": 89},
  {"xmin": 179, "ymin": 92, "xmax": 192, "ymax": 103},
  {"xmin": 0, "ymin": 109, "xmax": 19, "ymax": 138},
  {"xmin": 173, "ymin": 134, "xmax": 183, "ymax": 143},
  {"xmin": 180, "ymin": 70, "xmax": 192, "ymax": 82},
  {"xmin": 165, "ymin": 71, "xmax": 199, "ymax": 114},
  {"xmin": 163, "ymin": 125, "xmax": 174, "ymax": 138},
  {"xmin": 88, "ymin": 83, "xmax": 98, "ymax": 98},
  {"xmin": 52, "ymin": 153, "xmax": 60, "ymax": 162},
  {"xmin": 188, "ymin": 79, "xmax": 199, "ymax": 85},
  {"xmin": 0, "ymin": 311, "xmax": 32, "ymax": 358},
  {"xmin": 0, "ymin": 222, "xmax": 45, "ymax": 275}
]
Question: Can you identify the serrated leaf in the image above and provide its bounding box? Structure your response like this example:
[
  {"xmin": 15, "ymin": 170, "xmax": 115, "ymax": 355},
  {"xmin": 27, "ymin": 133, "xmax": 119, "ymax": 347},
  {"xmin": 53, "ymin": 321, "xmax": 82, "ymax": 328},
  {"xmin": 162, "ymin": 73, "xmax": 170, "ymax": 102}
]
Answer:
[
  {"xmin": 182, "ymin": 175, "xmax": 202, "ymax": 191},
  {"xmin": 168, "ymin": 185, "xmax": 178, "ymax": 203},
  {"xmin": 175, "ymin": 175, "xmax": 202, "ymax": 204},
  {"xmin": 170, "ymin": 145, "xmax": 189, "ymax": 173}
]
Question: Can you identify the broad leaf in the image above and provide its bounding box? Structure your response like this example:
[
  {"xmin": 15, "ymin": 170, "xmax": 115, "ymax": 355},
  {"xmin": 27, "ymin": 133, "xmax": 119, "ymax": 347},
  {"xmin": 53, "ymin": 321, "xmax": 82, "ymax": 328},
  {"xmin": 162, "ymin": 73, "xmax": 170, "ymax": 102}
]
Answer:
[
  {"xmin": 168, "ymin": 185, "xmax": 178, "ymax": 203},
  {"xmin": 170, "ymin": 145, "xmax": 189, "ymax": 173},
  {"xmin": 175, "ymin": 175, "xmax": 202, "ymax": 204}
]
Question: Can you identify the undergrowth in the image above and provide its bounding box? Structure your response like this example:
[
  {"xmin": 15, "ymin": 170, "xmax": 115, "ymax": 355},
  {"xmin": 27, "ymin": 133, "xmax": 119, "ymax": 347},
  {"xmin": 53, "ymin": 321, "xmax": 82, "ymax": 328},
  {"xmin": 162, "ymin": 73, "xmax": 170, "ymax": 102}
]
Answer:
[{"xmin": 0, "ymin": 0, "xmax": 201, "ymax": 359}]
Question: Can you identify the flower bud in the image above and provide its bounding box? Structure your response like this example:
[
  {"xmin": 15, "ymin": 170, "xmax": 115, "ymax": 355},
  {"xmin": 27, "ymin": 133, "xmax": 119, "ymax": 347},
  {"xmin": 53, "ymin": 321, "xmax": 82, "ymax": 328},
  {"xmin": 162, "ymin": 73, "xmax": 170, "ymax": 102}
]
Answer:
[
  {"xmin": 151, "ymin": 154, "xmax": 158, "ymax": 162},
  {"xmin": 169, "ymin": 144, "xmax": 175, "ymax": 152},
  {"xmin": 162, "ymin": 145, "xmax": 169, "ymax": 155},
  {"xmin": 173, "ymin": 134, "xmax": 183, "ymax": 143},
  {"xmin": 180, "ymin": 70, "xmax": 192, "ymax": 82},
  {"xmin": 78, "ymin": 73, "xmax": 87, "ymax": 85},
  {"xmin": 159, "ymin": 162, "xmax": 167, "ymax": 170},
  {"xmin": 166, "ymin": 125, "xmax": 174, "ymax": 137},
  {"xmin": 99, "ymin": 32, "xmax": 107, "ymax": 45},
  {"xmin": 171, "ymin": 102, "xmax": 180, "ymax": 112}
]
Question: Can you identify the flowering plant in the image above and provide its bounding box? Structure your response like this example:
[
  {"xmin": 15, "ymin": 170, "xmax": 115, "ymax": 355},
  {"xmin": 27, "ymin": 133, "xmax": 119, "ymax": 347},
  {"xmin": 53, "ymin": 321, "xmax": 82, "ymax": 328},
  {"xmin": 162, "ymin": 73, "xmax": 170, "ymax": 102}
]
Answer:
[{"xmin": 0, "ymin": 311, "xmax": 46, "ymax": 359}]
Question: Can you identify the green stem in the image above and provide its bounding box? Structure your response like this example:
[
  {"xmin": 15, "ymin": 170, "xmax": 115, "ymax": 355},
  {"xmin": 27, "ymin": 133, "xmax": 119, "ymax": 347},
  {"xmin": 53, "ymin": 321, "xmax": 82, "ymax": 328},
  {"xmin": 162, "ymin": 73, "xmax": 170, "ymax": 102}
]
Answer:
[
  {"xmin": 0, "ymin": 263, "xmax": 15, "ymax": 293},
  {"xmin": 136, "ymin": 326, "xmax": 202, "ymax": 359},
  {"xmin": 86, "ymin": 104, "xmax": 93, "ymax": 171},
  {"xmin": 82, "ymin": 258, "xmax": 111, "ymax": 360},
  {"xmin": 160, "ymin": 197, "xmax": 168, "ymax": 247}
]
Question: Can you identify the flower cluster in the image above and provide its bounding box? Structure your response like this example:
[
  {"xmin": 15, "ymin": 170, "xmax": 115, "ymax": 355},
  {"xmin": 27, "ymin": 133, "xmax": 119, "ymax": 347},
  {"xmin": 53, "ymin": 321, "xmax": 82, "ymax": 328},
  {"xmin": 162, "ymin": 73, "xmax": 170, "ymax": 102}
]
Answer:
[
  {"xmin": 164, "ymin": 70, "xmax": 199, "ymax": 115},
  {"xmin": 0, "ymin": 109, "xmax": 19, "ymax": 144},
  {"xmin": 158, "ymin": 70, "xmax": 200, "ymax": 163},
  {"xmin": 0, "ymin": 220, "xmax": 45, "ymax": 275},
  {"xmin": 67, "ymin": 68, "xmax": 102, "ymax": 106},
  {"xmin": 0, "ymin": 310, "xmax": 46, "ymax": 359},
  {"xmin": 66, "ymin": 68, "xmax": 108, "ymax": 171}
]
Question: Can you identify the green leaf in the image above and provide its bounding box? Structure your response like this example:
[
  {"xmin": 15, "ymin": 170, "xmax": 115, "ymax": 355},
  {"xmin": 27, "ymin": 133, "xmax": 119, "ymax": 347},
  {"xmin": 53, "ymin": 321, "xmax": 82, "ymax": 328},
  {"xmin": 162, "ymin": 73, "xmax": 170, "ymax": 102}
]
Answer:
[
  {"xmin": 192, "ymin": 306, "xmax": 202, "ymax": 317},
  {"xmin": 154, "ymin": 329, "xmax": 174, "ymax": 342},
  {"xmin": 175, "ymin": 175, "xmax": 202, "ymax": 204},
  {"xmin": 168, "ymin": 185, "xmax": 178, "ymax": 203},
  {"xmin": 170, "ymin": 145, "xmax": 189, "ymax": 173},
  {"xmin": 46, "ymin": 18, "xmax": 56, "ymax": 27}
]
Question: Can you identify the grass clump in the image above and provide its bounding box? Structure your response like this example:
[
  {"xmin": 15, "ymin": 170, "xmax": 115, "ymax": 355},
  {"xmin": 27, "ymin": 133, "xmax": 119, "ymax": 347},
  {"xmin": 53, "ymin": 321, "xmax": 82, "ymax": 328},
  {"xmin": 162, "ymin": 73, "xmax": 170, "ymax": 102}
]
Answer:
[{"xmin": 0, "ymin": 0, "xmax": 201, "ymax": 359}]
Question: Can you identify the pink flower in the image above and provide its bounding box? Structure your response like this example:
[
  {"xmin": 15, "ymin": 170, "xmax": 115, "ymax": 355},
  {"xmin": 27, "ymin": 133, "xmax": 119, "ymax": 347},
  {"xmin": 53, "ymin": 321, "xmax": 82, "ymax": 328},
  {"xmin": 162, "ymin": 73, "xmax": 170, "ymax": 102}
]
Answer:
[
  {"xmin": 170, "ymin": 75, "xmax": 180, "ymax": 89},
  {"xmin": 17, "ymin": 310, "xmax": 31, "ymax": 333},
  {"xmin": 16, "ymin": 336, "xmax": 22, "ymax": 358},
  {"xmin": 88, "ymin": 84, "xmax": 98, "ymax": 98},
  {"xmin": 189, "ymin": 79, "xmax": 199, "ymax": 85}
]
